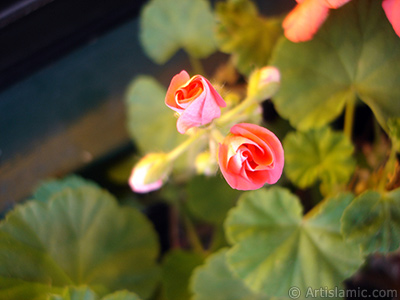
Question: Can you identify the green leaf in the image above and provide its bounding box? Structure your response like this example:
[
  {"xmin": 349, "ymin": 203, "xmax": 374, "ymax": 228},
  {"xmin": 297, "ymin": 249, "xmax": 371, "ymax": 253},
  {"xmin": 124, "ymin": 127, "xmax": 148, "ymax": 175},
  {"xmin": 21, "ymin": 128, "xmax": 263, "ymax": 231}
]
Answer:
[
  {"xmin": 34, "ymin": 175, "xmax": 99, "ymax": 202},
  {"xmin": 190, "ymin": 248, "xmax": 268, "ymax": 300},
  {"xmin": 161, "ymin": 250, "xmax": 204, "ymax": 300},
  {"xmin": 125, "ymin": 76, "xmax": 183, "ymax": 153},
  {"xmin": 215, "ymin": 0, "xmax": 282, "ymax": 75},
  {"xmin": 0, "ymin": 277, "xmax": 62, "ymax": 300},
  {"xmin": 0, "ymin": 185, "xmax": 160, "ymax": 299},
  {"xmin": 102, "ymin": 290, "xmax": 142, "ymax": 300},
  {"xmin": 48, "ymin": 286, "xmax": 98, "ymax": 300},
  {"xmin": 270, "ymin": 0, "xmax": 400, "ymax": 131},
  {"xmin": 140, "ymin": 0, "xmax": 216, "ymax": 64},
  {"xmin": 48, "ymin": 287, "xmax": 142, "ymax": 300},
  {"xmin": 186, "ymin": 175, "xmax": 241, "ymax": 224},
  {"xmin": 283, "ymin": 127, "xmax": 355, "ymax": 190},
  {"xmin": 125, "ymin": 76, "xmax": 205, "ymax": 173},
  {"xmin": 224, "ymin": 187, "xmax": 362, "ymax": 298},
  {"xmin": 341, "ymin": 188, "xmax": 400, "ymax": 254}
]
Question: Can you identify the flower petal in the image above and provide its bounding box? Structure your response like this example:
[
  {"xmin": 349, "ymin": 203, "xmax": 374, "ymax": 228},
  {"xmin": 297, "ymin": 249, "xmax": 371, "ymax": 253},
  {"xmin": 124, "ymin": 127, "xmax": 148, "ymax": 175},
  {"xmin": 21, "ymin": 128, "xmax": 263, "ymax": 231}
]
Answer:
[
  {"xmin": 176, "ymin": 90, "xmax": 207, "ymax": 133},
  {"xmin": 323, "ymin": 0, "xmax": 351, "ymax": 9},
  {"xmin": 283, "ymin": 0, "xmax": 330, "ymax": 43},
  {"xmin": 165, "ymin": 71, "xmax": 226, "ymax": 134},
  {"xmin": 383, "ymin": 0, "xmax": 400, "ymax": 38},
  {"xmin": 218, "ymin": 123, "xmax": 284, "ymax": 190},
  {"xmin": 165, "ymin": 70, "xmax": 191, "ymax": 111}
]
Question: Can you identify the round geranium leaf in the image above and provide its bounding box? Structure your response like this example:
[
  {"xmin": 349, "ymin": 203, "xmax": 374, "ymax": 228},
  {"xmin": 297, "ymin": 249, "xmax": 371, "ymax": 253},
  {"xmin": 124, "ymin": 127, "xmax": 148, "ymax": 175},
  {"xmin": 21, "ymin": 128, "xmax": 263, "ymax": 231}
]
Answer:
[
  {"xmin": 0, "ymin": 185, "xmax": 160, "ymax": 299},
  {"xmin": 48, "ymin": 287, "xmax": 98, "ymax": 300},
  {"xmin": 33, "ymin": 175, "xmax": 99, "ymax": 202},
  {"xmin": 102, "ymin": 290, "xmax": 142, "ymax": 300},
  {"xmin": 270, "ymin": 0, "xmax": 400, "ymax": 131},
  {"xmin": 0, "ymin": 277, "xmax": 62, "ymax": 300},
  {"xmin": 140, "ymin": 0, "xmax": 216, "ymax": 64},
  {"xmin": 341, "ymin": 188, "xmax": 400, "ymax": 254},
  {"xmin": 125, "ymin": 76, "xmax": 184, "ymax": 153},
  {"xmin": 48, "ymin": 287, "xmax": 142, "ymax": 300},
  {"xmin": 224, "ymin": 187, "xmax": 362, "ymax": 297},
  {"xmin": 283, "ymin": 127, "xmax": 355, "ymax": 190},
  {"xmin": 190, "ymin": 248, "xmax": 268, "ymax": 300}
]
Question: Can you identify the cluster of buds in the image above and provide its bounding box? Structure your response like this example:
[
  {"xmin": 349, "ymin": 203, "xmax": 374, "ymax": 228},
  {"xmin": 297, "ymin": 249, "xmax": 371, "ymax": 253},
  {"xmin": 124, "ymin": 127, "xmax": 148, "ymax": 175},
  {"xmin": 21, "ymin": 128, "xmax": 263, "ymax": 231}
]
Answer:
[{"xmin": 129, "ymin": 66, "xmax": 284, "ymax": 193}]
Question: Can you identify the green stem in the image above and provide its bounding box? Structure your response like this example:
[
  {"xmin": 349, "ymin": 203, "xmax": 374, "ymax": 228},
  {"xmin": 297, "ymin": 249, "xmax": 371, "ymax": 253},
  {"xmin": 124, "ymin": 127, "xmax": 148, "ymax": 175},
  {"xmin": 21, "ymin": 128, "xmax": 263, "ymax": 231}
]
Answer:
[
  {"xmin": 303, "ymin": 197, "xmax": 329, "ymax": 221},
  {"xmin": 188, "ymin": 55, "xmax": 206, "ymax": 76},
  {"xmin": 209, "ymin": 226, "xmax": 225, "ymax": 253},
  {"xmin": 182, "ymin": 214, "xmax": 206, "ymax": 256},
  {"xmin": 211, "ymin": 128, "xmax": 225, "ymax": 143},
  {"xmin": 378, "ymin": 146, "xmax": 397, "ymax": 192},
  {"xmin": 344, "ymin": 98, "xmax": 356, "ymax": 140},
  {"xmin": 168, "ymin": 129, "xmax": 204, "ymax": 161},
  {"xmin": 216, "ymin": 96, "xmax": 257, "ymax": 126}
]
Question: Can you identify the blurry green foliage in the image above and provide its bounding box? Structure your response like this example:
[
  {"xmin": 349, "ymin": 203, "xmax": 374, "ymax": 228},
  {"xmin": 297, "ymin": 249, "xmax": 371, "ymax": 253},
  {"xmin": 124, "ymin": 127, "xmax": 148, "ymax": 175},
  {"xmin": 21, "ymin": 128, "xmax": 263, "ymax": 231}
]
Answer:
[
  {"xmin": 107, "ymin": 155, "xmax": 138, "ymax": 185},
  {"xmin": 215, "ymin": 0, "xmax": 282, "ymax": 75},
  {"xmin": 125, "ymin": 76, "xmax": 183, "ymax": 154},
  {"xmin": 161, "ymin": 250, "xmax": 204, "ymax": 300},
  {"xmin": 125, "ymin": 76, "xmax": 205, "ymax": 174},
  {"xmin": 48, "ymin": 287, "xmax": 141, "ymax": 300},
  {"xmin": 270, "ymin": 0, "xmax": 400, "ymax": 131},
  {"xmin": 0, "ymin": 182, "xmax": 160, "ymax": 300},
  {"xmin": 0, "ymin": 277, "xmax": 62, "ymax": 300},
  {"xmin": 140, "ymin": 0, "xmax": 216, "ymax": 64},
  {"xmin": 283, "ymin": 127, "xmax": 355, "ymax": 192},
  {"xmin": 341, "ymin": 188, "xmax": 400, "ymax": 254},
  {"xmin": 33, "ymin": 175, "xmax": 99, "ymax": 202},
  {"xmin": 224, "ymin": 188, "xmax": 362, "ymax": 297},
  {"xmin": 186, "ymin": 175, "xmax": 241, "ymax": 224},
  {"xmin": 190, "ymin": 248, "xmax": 268, "ymax": 300}
]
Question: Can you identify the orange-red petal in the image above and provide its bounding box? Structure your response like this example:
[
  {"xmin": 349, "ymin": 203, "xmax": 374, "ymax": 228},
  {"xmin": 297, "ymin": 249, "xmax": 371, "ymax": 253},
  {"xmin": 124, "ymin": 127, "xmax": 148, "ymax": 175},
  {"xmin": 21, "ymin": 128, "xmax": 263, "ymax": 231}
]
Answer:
[
  {"xmin": 323, "ymin": 0, "xmax": 351, "ymax": 9},
  {"xmin": 383, "ymin": 0, "xmax": 400, "ymax": 38},
  {"xmin": 165, "ymin": 70, "xmax": 191, "ymax": 111},
  {"xmin": 283, "ymin": 0, "xmax": 330, "ymax": 42}
]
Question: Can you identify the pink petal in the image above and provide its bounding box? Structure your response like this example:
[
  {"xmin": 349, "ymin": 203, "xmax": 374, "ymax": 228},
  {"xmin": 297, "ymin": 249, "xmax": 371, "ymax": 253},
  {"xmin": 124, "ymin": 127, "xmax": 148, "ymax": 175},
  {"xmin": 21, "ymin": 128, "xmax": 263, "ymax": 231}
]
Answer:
[
  {"xmin": 283, "ymin": 0, "xmax": 330, "ymax": 42},
  {"xmin": 383, "ymin": 0, "xmax": 400, "ymax": 38},
  {"xmin": 129, "ymin": 169, "xmax": 163, "ymax": 193},
  {"xmin": 231, "ymin": 123, "xmax": 284, "ymax": 184},
  {"xmin": 176, "ymin": 91, "xmax": 207, "ymax": 133},
  {"xmin": 176, "ymin": 77, "xmax": 225, "ymax": 133},
  {"xmin": 205, "ymin": 78, "xmax": 226, "ymax": 108},
  {"xmin": 129, "ymin": 179, "xmax": 163, "ymax": 193},
  {"xmin": 198, "ymin": 77, "xmax": 224, "ymax": 124},
  {"xmin": 218, "ymin": 123, "xmax": 284, "ymax": 190}
]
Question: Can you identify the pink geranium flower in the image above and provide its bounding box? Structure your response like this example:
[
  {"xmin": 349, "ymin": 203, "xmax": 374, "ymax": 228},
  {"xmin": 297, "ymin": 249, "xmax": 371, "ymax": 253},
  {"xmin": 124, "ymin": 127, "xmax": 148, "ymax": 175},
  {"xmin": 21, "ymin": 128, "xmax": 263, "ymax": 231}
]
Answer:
[
  {"xmin": 283, "ymin": 0, "xmax": 400, "ymax": 42},
  {"xmin": 218, "ymin": 123, "xmax": 284, "ymax": 191},
  {"xmin": 165, "ymin": 70, "xmax": 226, "ymax": 134}
]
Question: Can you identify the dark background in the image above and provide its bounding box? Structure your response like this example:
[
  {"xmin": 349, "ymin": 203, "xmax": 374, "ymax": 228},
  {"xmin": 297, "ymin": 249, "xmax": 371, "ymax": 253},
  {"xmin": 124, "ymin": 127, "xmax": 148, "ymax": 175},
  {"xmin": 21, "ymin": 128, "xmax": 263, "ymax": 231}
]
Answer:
[
  {"xmin": 0, "ymin": 0, "xmax": 149, "ymax": 91},
  {"xmin": 0, "ymin": 0, "xmax": 294, "ymax": 208}
]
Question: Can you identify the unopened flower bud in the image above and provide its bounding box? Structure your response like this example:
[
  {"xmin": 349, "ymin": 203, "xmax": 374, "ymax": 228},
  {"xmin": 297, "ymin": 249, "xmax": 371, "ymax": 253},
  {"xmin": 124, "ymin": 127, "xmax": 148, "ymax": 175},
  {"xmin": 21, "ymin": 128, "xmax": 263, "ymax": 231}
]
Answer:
[
  {"xmin": 129, "ymin": 153, "xmax": 171, "ymax": 193},
  {"xmin": 247, "ymin": 66, "xmax": 280, "ymax": 102},
  {"xmin": 195, "ymin": 151, "xmax": 218, "ymax": 176}
]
